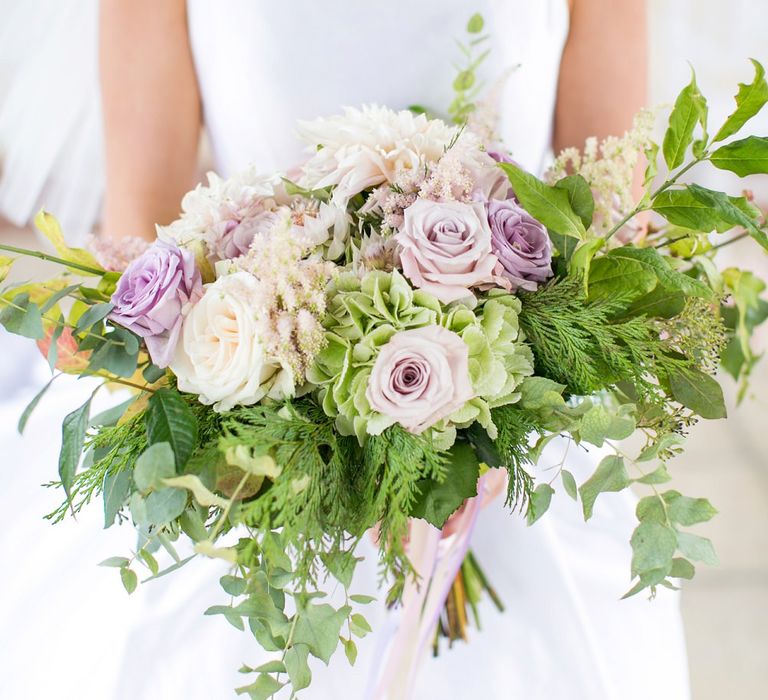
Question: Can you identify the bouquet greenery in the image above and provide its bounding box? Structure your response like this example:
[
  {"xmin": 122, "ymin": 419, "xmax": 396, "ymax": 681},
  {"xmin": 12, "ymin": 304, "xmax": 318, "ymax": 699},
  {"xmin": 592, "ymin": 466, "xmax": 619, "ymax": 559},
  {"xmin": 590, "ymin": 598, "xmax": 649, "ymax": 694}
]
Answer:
[{"xmin": 2, "ymin": 16, "xmax": 768, "ymax": 699}]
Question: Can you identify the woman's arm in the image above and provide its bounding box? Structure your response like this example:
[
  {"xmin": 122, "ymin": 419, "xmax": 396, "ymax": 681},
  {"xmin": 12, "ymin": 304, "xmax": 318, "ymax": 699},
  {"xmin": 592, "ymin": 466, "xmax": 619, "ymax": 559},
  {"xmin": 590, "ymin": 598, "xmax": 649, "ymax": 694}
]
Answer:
[
  {"xmin": 555, "ymin": 0, "xmax": 647, "ymax": 154},
  {"xmin": 100, "ymin": 0, "xmax": 201, "ymax": 240}
]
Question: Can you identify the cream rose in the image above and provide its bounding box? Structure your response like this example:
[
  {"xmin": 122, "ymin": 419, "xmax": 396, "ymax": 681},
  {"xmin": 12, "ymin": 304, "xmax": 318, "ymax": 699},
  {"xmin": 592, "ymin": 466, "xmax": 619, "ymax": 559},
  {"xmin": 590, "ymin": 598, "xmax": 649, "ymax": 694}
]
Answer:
[
  {"xmin": 366, "ymin": 326, "xmax": 474, "ymax": 434},
  {"xmin": 170, "ymin": 272, "xmax": 283, "ymax": 411},
  {"xmin": 395, "ymin": 199, "xmax": 499, "ymax": 304}
]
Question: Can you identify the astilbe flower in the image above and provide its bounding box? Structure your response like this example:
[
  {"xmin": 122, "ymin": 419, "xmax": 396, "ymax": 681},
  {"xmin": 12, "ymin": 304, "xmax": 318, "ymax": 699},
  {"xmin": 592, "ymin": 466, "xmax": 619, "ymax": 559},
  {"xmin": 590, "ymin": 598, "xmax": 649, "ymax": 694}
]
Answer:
[
  {"xmin": 236, "ymin": 216, "xmax": 334, "ymax": 382},
  {"xmin": 546, "ymin": 108, "xmax": 655, "ymax": 237},
  {"xmin": 87, "ymin": 234, "xmax": 150, "ymax": 272}
]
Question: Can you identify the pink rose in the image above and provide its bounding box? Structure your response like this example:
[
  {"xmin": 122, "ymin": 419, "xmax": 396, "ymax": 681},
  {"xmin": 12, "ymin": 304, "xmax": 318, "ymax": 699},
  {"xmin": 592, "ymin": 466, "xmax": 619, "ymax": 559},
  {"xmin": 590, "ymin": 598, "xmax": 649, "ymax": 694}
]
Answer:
[
  {"xmin": 366, "ymin": 326, "xmax": 474, "ymax": 434},
  {"xmin": 395, "ymin": 199, "xmax": 498, "ymax": 304}
]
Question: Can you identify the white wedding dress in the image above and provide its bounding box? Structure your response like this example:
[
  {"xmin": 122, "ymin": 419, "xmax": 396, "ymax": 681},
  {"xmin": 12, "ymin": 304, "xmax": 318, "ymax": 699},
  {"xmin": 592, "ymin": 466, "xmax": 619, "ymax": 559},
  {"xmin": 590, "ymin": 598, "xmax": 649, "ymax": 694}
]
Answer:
[{"xmin": 0, "ymin": 1, "xmax": 691, "ymax": 698}]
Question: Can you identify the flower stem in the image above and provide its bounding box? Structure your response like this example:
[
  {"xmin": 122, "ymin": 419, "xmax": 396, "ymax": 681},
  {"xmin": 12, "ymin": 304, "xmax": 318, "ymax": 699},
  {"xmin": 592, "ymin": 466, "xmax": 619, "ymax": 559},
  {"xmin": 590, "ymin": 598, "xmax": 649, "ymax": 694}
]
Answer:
[{"xmin": 0, "ymin": 242, "xmax": 105, "ymax": 276}]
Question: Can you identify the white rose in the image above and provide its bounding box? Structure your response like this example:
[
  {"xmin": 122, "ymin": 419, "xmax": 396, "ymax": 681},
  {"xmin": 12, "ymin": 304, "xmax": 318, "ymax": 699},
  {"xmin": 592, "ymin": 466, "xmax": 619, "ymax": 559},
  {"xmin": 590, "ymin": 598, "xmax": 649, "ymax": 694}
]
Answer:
[{"xmin": 170, "ymin": 272, "xmax": 283, "ymax": 411}]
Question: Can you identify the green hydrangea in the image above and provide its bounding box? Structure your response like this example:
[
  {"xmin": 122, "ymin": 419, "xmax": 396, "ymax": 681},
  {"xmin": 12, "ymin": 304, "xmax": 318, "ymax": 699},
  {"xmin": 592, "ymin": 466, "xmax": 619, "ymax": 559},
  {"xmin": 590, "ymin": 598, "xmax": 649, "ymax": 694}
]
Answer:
[{"xmin": 307, "ymin": 271, "xmax": 534, "ymax": 444}]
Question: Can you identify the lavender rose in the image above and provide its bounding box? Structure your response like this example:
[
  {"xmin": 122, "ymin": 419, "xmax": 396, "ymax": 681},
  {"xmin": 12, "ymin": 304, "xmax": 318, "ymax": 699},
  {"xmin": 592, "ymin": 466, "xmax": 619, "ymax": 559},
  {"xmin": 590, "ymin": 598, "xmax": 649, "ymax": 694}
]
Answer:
[
  {"xmin": 366, "ymin": 326, "xmax": 474, "ymax": 434},
  {"xmin": 487, "ymin": 199, "xmax": 553, "ymax": 292},
  {"xmin": 109, "ymin": 242, "xmax": 203, "ymax": 368},
  {"xmin": 395, "ymin": 199, "xmax": 498, "ymax": 304},
  {"xmin": 207, "ymin": 209, "xmax": 281, "ymax": 261}
]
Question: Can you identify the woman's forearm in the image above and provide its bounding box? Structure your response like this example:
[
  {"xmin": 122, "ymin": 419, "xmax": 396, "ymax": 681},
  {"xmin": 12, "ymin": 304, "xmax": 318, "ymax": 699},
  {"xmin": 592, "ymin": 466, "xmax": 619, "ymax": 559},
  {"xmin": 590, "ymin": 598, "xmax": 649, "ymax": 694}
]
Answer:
[{"xmin": 100, "ymin": 0, "xmax": 202, "ymax": 241}]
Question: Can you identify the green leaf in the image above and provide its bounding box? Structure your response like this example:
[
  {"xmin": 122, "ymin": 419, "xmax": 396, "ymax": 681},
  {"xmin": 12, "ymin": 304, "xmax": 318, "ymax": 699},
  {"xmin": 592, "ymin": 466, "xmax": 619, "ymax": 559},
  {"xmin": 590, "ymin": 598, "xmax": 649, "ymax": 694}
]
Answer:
[
  {"xmin": 714, "ymin": 59, "xmax": 768, "ymax": 142},
  {"xmin": 134, "ymin": 442, "xmax": 176, "ymax": 492},
  {"xmin": 499, "ymin": 163, "xmax": 586, "ymax": 239},
  {"xmin": 349, "ymin": 613, "xmax": 372, "ymax": 638},
  {"xmin": 670, "ymin": 557, "xmax": 696, "ymax": 580},
  {"xmin": 89, "ymin": 397, "xmax": 135, "ymax": 427},
  {"xmin": 636, "ymin": 494, "xmax": 666, "ymax": 523},
  {"xmin": 587, "ymin": 257, "xmax": 657, "ymax": 304},
  {"xmin": 342, "ymin": 637, "xmax": 358, "ymax": 665},
  {"xmin": 0, "ymin": 293, "xmax": 44, "ymax": 339},
  {"xmin": 711, "ymin": 136, "xmax": 768, "ymax": 176},
  {"xmin": 235, "ymin": 674, "xmax": 284, "ymax": 700},
  {"xmin": 0, "ymin": 255, "xmax": 13, "ymax": 283},
  {"xmin": 103, "ymin": 468, "xmax": 131, "ymax": 528},
  {"xmin": 623, "ymin": 284, "xmax": 686, "ymax": 320},
  {"xmin": 568, "ymin": 238, "xmax": 604, "ymax": 290},
  {"xmin": 687, "ymin": 184, "xmax": 768, "ymax": 252},
  {"xmin": 579, "ymin": 455, "xmax": 630, "ymax": 520},
  {"xmin": 637, "ymin": 433, "xmax": 684, "ymax": 462},
  {"xmin": 668, "ymin": 368, "xmax": 726, "ymax": 419},
  {"xmin": 284, "ymin": 643, "xmax": 312, "ymax": 691},
  {"xmin": 18, "ymin": 374, "xmax": 58, "ymax": 434},
  {"xmin": 179, "ymin": 508, "xmax": 209, "ymax": 542},
  {"xmin": 138, "ymin": 549, "xmax": 160, "ymax": 576},
  {"xmin": 220, "ymin": 575, "xmax": 247, "ymax": 597},
  {"xmin": 652, "ymin": 188, "xmax": 744, "ymax": 233},
  {"xmin": 561, "ymin": 469, "xmax": 578, "ymax": 500},
  {"xmin": 120, "ymin": 567, "xmax": 138, "ymax": 594},
  {"xmin": 604, "ymin": 247, "xmax": 713, "ymax": 300},
  {"xmin": 554, "ymin": 175, "xmax": 595, "ymax": 230},
  {"xmin": 99, "ymin": 556, "xmax": 130, "ymax": 568},
  {"xmin": 292, "ymin": 603, "xmax": 349, "ymax": 664},
  {"xmin": 453, "ymin": 70, "xmax": 475, "ymax": 91},
  {"xmin": 409, "ymin": 441, "xmax": 479, "ymax": 528},
  {"xmin": 676, "ymin": 531, "xmax": 718, "ymax": 565},
  {"xmin": 579, "ymin": 404, "xmax": 635, "ymax": 447},
  {"xmin": 663, "ymin": 70, "xmax": 707, "ymax": 170},
  {"xmin": 87, "ymin": 326, "xmax": 140, "ymax": 377},
  {"xmin": 75, "ymin": 302, "xmax": 114, "ymax": 331},
  {"xmin": 466, "ymin": 12, "xmax": 484, "ymax": 33},
  {"xmin": 526, "ymin": 483, "xmax": 555, "ymax": 525},
  {"xmin": 634, "ymin": 464, "xmax": 672, "ymax": 485},
  {"xmin": 145, "ymin": 388, "xmax": 199, "ymax": 469},
  {"xmin": 144, "ymin": 487, "xmax": 187, "ymax": 525},
  {"xmin": 58, "ymin": 396, "xmax": 92, "ymax": 501},
  {"xmin": 630, "ymin": 521, "xmax": 677, "ymax": 578},
  {"xmin": 665, "ymin": 492, "xmax": 718, "ymax": 526},
  {"xmin": 39, "ymin": 284, "xmax": 81, "ymax": 314},
  {"xmin": 320, "ymin": 549, "xmax": 359, "ymax": 588}
]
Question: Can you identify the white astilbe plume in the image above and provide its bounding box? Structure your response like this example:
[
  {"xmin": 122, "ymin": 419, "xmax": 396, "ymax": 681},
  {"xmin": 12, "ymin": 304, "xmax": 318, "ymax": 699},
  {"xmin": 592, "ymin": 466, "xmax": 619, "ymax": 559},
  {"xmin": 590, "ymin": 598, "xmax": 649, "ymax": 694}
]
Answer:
[
  {"xmin": 546, "ymin": 108, "xmax": 656, "ymax": 237},
  {"xmin": 235, "ymin": 216, "xmax": 334, "ymax": 383}
]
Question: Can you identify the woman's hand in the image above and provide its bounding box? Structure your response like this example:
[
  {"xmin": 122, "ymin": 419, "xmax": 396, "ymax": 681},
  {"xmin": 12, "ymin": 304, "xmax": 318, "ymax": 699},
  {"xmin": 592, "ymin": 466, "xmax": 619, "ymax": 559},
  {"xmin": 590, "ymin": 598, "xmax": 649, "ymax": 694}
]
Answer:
[{"xmin": 100, "ymin": 0, "xmax": 202, "ymax": 241}]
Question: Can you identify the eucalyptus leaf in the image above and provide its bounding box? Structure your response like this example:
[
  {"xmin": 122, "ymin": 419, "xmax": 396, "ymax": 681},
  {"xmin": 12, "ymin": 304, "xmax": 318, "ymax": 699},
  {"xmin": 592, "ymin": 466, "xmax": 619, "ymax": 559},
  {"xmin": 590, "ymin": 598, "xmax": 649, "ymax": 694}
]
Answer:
[
  {"xmin": 103, "ymin": 468, "xmax": 132, "ymax": 528},
  {"xmin": 561, "ymin": 469, "xmax": 578, "ymax": 500},
  {"xmin": 58, "ymin": 396, "xmax": 92, "ymax": 501},
  {"xmin": 676, "ymin": 531, "xmax": 718, "ymax": 565},
  {"xmin": 0, "ymin": 293, "xmax": 44, "ymax": 339},
  {"xmin": 144, "ymin": 487, "xmax": 187, "ymax": 525},
  {"xmin": 526, "ymin": 483, "xmax": 555, "ymax": 525},
  {"xmin": 18, "ymin": 374, "xmax": 58, "ymax": 434},
  {"xmin": 292, "ymin": 603, "xmax": 349, "ymax": 664},
  {"xmin": 284, "ymin": 643, "xmax": 312, "ymax": 691},
  {"xmin": 630, "ymin": 521, "xmax": 677, "ymax": 578},
  {"xmin": 134, "ymin": 442, "xmax": 176, "ymax": 492},
  {"xmin": 579, "ymin": 455, "xmax": 630, "ymax": 520}
]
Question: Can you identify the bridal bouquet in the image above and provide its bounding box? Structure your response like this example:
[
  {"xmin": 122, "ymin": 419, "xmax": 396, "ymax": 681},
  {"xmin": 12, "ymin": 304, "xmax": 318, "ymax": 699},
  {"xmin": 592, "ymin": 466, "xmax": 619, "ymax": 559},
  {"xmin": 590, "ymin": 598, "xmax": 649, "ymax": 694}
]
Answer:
[{"xmin": 2, "ymin": 16, "xmax": 768, "ymax": 699}]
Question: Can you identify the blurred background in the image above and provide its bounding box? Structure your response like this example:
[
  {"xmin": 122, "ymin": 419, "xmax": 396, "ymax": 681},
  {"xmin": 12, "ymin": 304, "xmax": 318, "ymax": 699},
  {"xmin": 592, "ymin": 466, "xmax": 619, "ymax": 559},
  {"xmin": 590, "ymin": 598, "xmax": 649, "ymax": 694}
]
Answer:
[{"xmin": 1, "ymin": 1, "xmax": 766, "ymax": 698}]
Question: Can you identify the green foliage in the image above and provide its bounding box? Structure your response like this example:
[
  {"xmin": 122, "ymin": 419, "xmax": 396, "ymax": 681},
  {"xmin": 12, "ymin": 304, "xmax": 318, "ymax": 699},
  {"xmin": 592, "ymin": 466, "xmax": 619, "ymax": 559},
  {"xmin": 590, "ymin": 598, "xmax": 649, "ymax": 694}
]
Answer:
[
  {"xmin": 58, "ymin": 396, "xmax": 93, "ymax": 502},
  {"xmin": 710, "ymin": 135, "xmax": 768, "ymax": 176},
  {"xmin": 145, "ymin": 388, "xmax": 199, "ymax": 468},
  {"xmin": 499, "ymin": 163, "xmax": 586, "ymax": 239},
  {"xmin": 579, "ymin": 455, "xmax": 630, "ymax": 520},
  {"xmin": 553, "ymin": 175, "xmax": 595, "ymax": 230},
  {"xmin": 663, "ymin": 69, "xmax": 707, "ymax": 170},
  {"xmin": 0, "ymin": 293, "xmax": 44, "ymax": 339},
  {"xmin": 713, "ymin": 59, "xmax": 768, "ymax": 142},
  {"xmin": 448, "ymin": 14, "xmax": 490, "ymax": 123}
]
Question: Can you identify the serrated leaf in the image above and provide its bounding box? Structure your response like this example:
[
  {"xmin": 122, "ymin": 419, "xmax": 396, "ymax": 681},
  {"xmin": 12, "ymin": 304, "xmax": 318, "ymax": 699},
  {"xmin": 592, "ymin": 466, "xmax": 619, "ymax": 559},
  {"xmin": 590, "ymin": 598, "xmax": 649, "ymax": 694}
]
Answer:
[
  {"xmin": 663, "ymin": 70, "xmax": 707, "ymax": 170},
  {"xmin": 711, "ymin": 136, "xmax": 768, "ymax": 176},
  {"xmin": 525, "ymin": 482, "xmax": 554, "ymax": 525},
  {"xmin": 145, "ymin": 388, "xmax": 198, "ymax": 469},
  {"xmin": 668, "ymin": 368, "xmax": 726, "ymax": 419},
  {"xmin": 499, "ymin": 163, "xmax": 586, "ymax": 239},
  {"xmin": 284, "ymin": 643, "xmax": 312, "ymax": 691},
  {"xmin": 120, "ymin": 567, "xmax": 138, "ymax": 594},
  {"xmin": 134, "ymin": 442, "xmax": 176, "ymax": 492},
  {"xmin": 579, "ymin": 455, "xmax": 630, "ymax": 520},
  {"xmin": 58, "ymin": 396, "xmax": 92, "ymax": 501},
  {"xmin": 714, "ymin": 59, "xmax": 768, "ymax": 142}
]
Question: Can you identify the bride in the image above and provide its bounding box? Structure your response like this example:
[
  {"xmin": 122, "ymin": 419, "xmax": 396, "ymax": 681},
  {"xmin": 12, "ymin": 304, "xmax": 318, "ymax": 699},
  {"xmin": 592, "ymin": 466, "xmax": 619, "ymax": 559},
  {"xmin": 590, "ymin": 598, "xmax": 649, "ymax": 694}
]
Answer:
[{"xmin": 0, "ymin": 0, "xmax": 690, "ymax": 698}]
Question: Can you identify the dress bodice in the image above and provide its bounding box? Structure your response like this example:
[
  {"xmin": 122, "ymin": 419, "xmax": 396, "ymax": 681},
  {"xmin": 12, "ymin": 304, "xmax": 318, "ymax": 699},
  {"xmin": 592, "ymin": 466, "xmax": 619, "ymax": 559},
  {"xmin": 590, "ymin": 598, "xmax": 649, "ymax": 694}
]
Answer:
[{"xmin": 187, "ymin": 0, "xmax": 569, "ymax": 178}]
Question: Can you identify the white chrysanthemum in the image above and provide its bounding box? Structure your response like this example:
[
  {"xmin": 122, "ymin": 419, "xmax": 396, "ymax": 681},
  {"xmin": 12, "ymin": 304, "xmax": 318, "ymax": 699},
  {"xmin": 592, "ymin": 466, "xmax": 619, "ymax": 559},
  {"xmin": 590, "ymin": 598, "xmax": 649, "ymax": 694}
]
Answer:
[
  {"xmin": 297, "ymin": 105, "xmax": 458, "ymax": 202},
  {"xmin": 158, "ymin": 168, "xmax": 280, "ymax": 260}
]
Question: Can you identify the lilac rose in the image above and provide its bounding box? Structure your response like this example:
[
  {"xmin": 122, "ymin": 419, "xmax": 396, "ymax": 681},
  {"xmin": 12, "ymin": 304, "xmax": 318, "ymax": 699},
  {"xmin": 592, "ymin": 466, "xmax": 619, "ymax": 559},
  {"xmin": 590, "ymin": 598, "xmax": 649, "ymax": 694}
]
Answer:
[
  {"xmin": 395, "ymin": 199, "xmax": 499, "ymax": 304},
  {"xmin": 207, "ymin": 209, "xmax": 281, "ymax": 261},
  {"xmin": 366, "ymin": 326, "xmax": 474, "ymax": 434},
  {"xmin": 109, "ymin": 242, "xmax": 203, "ymax": 368},
  {"xmin": 487, "ymin": 199, "xmax": 553, "ymax": 292}
]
